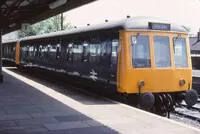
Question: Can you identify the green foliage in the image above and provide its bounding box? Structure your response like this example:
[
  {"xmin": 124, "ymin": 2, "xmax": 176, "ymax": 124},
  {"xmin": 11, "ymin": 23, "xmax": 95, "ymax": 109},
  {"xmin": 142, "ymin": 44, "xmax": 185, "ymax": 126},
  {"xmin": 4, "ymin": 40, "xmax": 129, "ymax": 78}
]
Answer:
[{"xmin": 18, "ymin": 14, "xmax": 72, "ymax": 38}]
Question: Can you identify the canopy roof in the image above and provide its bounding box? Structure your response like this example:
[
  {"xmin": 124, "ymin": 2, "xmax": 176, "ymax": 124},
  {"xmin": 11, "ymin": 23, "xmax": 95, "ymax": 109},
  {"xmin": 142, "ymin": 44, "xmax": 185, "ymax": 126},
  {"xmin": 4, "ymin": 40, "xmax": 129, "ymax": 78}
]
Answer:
[{"xmin": 0, "ymin": 0, "xmax": 95, "ymax": 35}]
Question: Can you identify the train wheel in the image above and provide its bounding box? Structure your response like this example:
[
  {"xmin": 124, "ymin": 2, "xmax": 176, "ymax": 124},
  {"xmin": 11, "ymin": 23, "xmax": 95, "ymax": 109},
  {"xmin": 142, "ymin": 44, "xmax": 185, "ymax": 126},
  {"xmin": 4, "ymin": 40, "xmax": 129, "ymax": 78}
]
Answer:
[
  {"xmin": 139, "ymin": 92, "xmax": 155, "ymax": 110},
  {"xmin": 184, "ymin": 89, "xmax": 198, "ymax": 107}
]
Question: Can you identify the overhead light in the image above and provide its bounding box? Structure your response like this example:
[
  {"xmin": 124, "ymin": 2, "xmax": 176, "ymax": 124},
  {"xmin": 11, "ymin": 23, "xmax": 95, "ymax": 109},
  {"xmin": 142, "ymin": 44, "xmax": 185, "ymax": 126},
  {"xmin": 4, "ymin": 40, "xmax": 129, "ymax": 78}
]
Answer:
[
  {"xmin": 49, "ymin": 0, "xmax": 67, "ymax": 9},
  {"xmin": 9, "ymin": 23, "xmax": 16, "ymax": 27}
]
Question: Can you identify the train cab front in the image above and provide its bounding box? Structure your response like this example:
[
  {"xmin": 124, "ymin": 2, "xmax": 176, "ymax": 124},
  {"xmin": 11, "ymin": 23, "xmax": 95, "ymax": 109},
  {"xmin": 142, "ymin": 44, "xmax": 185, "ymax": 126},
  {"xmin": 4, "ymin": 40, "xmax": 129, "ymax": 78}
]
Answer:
[{"xmin": 117, "ymin": 25, "xmax": 198, "ymax": 114}]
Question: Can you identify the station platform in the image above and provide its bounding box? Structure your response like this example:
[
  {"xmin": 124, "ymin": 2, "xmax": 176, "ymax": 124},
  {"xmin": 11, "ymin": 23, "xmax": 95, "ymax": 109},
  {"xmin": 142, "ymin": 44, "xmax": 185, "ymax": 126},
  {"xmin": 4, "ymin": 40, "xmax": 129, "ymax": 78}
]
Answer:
[{"xmin": 0, "ymin": 68, "xmax": 199, "ymax": 134}]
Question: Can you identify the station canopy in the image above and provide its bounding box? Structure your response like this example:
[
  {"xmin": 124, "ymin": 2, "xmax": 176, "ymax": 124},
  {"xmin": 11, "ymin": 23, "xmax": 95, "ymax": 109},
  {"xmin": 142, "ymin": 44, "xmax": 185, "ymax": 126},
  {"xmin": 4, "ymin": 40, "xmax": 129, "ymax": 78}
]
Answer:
[{"xmin": 0, "ymin": 0, "xmax": 96, "ymax": 35}]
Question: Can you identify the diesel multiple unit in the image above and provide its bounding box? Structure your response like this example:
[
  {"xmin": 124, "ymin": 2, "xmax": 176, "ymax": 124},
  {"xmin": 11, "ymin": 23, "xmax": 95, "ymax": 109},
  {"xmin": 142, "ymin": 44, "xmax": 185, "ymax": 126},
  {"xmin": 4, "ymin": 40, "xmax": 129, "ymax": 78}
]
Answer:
[{"xmin": 3, "ymin": 17, "xmax": 198, "ymax": 115}]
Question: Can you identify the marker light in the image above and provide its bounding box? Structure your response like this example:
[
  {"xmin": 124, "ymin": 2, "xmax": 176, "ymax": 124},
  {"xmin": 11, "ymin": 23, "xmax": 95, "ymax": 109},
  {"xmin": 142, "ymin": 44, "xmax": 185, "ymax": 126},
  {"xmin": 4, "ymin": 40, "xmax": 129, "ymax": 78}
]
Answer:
[
  {"xmin": 180, "ymin": 79, "xmax": 186, "ymax": 86},
  {"xmin": 139, "ymin": 80, "xmax": 145, "ymax": 87}
]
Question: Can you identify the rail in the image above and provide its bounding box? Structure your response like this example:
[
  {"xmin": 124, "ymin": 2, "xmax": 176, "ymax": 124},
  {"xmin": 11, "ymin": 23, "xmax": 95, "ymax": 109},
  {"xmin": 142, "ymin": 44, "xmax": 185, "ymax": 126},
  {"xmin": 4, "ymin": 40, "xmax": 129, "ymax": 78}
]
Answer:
[{"xmin": 173, "ymin": 102, "xmax": 200, "ymax": 123}]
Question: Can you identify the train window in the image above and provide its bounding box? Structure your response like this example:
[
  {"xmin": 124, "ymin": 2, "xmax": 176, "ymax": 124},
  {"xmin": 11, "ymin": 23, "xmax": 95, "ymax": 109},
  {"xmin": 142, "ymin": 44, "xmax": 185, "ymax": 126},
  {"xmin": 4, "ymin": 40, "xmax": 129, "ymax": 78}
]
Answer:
[
  {"xmin": 56, "ymin": 44, "xmax": 61, "ymax": 59},
  {"xmin": 100, "ymin": 41, "xmax": 107, "ymax": 57},
  {"xmin": 173, "ymin": 37, "xmax": 188, "ymax": 68},
  {"xmin": 60, "ymin": 44, "xmax": 67, "ymax": 59},
  {"xmin": 26, "ymin": 46, "xmax": 29, "ymax": 57},
  {"xmin": 48, "ymin": 45, "xmax": 56, "ymax": 59},
  {"xmin": 29, "ymin": 46, "xmax": 34, "ymax": 57},
  {"xmin": 35, "ymin": 45, "xmax": 40, "ymax": 58},
  {"xmin": 73, "ymin": 44, "xmax": 83, "ymax": 61},
  {"xmin": 67, "ymin": 43, "xmax": 73, "ymax": 61},
  {"xmin": 131, "ymin": 36, "xmax": 151, "ymax": 68},
  {"xmin": 33, "ymin": 45, "xmax": 37, "ymax": 57},
  {"xmin": 13, "ymin": 46, "xmax": 16, "ymax": 60},
  {"xmin": 46, "ymin": 44, "xmax": 50, "ymax": 57},
  {"xmin": 111, "ymin": 39, "xmax": 118, "ymax": 64},
  {"xmin": 38, "ymin": 45, "xmax": 43, "ymax": 58},
  {"xmin": 52, "ymin": 45, "xmax": 56, "ymax": 49},
  {"xmin": 50, "ymin": 45, "xmax": 56, "ymax": 52},
  {"xmin": 82, "ymin": 42, "xmax": 89, "ymax": 62},
  {"xmin": 89, "ymin": 44, "xmax": 100, "ymax": 63},
  {"xmin": 100, "ymin": 40, "xmax": 111, "ymax": 65},
  {"xmin": 153, "ymin": 36, "xmax": 171, "ymax": 68},
  {"xmin": 20, "ymin": 46, "xmax": 26, "ymax": 59},
  {"xmin": 41, "ymin": 45, "xmax": 46, "ymax": 58}
]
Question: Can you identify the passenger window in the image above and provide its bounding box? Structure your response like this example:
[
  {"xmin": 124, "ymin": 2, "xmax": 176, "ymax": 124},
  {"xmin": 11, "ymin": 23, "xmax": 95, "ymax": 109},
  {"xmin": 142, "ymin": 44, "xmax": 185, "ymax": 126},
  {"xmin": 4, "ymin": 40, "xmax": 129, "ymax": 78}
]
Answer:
[
  {"xmin": 56, "ymin": 44, "xmax": 61, "ymax": 59},
  {"xmin": 131, "ymin": 36, "xmax": 151, "ymax": 68},
  {"xmin": 35, "ymin": 45, "xmax": 40, "ymax": 58},
  {"xmin": 67, "ymin": 43, "xmax": 73, "ymax": 61},
  {"xmin": 100, "ymin": 40, "xmax": 111, "ymax": 65},
  {"xmin": 38, "ymin": 45, "xmax": 43, "ymax": 58},
  {"xmin": 73, "ymin": 44, "xmax": 83, "ymax": 61},
  {"xmin": 13, "ymin": 46, "xmax": 16, "ymax": 60},
  {"xmin": 26, "ymin": 46, "xmax": 29, "ymax": 57},
  {"xmin": 60, "ymin": 44, "xmax": 67, "ymax": 59},
  {"xmin": 89, "ymin": 44, "xmax": 100, "ymax": 63},
  {"xmin": 43, "ymin": 45, "xmax": 48, "ymax": 58},
  {"xmin": 29, "ymin": 46, "xmax": 34, "ymax": 57},
  {"xmin": 173, "ymin": 37, "xmax": 188, "ymax": 68},
  {"xmin": 153, "ymin": 36, "xmax": 171, "ymax": 68},
  {"xmin": 47, "ymin": 44, "xmax": 51, "ymax": 57},
  {"xmin": 49, "ymin": 44, "xmax": 56, "ymax": 59},
  {"xmin": 82, "ymin": 42, "xmax": 89, "ymax": 62},
  {"xmin": 33, "ymin": 45, "xmax": 37, "ymax": 57},
  {"xmin": 111, "ymin": 39, "xmax": 118, "ymax": 64}
]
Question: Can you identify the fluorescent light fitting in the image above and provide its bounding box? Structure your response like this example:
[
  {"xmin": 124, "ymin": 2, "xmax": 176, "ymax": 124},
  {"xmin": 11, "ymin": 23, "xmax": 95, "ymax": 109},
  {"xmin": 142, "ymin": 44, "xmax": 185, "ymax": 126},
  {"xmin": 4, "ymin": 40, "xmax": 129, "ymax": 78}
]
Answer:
[
  {"xmin": 9, "ymin": 23, "xmax": 16, "ymax": 27},
  {"xmin": 49, "ymin": 0, "xmax": 67, "ymax": 9}
]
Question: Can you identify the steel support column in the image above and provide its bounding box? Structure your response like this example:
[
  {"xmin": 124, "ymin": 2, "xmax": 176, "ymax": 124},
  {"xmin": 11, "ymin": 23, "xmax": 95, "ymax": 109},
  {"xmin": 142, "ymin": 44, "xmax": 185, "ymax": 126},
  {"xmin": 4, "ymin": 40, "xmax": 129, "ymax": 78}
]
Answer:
[
  {"xmin": 61, "ymin": 13, "xmax": 63, "ymax": 30},
  {"xmin": 0, "ymin": 9, "xmax": 3, "ymax": 82}
]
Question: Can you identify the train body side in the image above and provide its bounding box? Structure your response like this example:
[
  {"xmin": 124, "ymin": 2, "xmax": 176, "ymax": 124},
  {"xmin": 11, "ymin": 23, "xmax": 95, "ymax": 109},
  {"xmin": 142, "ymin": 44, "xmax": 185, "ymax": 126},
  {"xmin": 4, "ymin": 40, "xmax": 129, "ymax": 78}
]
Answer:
[
  {"xmin": 13, "ymin": 32, "xmax": 119, "ymax": 94},
  {"xmin": 3, "ymin": 30, "xmax": 193, "ymax": 95}
]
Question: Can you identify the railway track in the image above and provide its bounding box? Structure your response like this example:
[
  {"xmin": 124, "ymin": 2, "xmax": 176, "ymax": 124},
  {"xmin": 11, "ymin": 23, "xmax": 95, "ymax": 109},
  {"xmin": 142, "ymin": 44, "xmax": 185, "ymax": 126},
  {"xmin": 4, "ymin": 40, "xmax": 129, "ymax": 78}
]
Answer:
[
  {"xmin": 173, "ymin": 101, "xmax": 200, "ymax": 123},
  {"xmin": 180, "ymin": 103, "xmax": 200, "ymax": 112},
  {"xmin": 173, "ymin": 111, "xmax": 200, "ymax": 123}
]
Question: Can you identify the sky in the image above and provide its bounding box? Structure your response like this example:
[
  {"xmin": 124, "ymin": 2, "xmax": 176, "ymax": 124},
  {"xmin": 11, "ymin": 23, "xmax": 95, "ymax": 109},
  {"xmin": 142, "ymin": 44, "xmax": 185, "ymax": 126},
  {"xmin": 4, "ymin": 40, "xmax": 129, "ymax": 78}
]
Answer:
[
  {"xmin": 64, "ymin": 0, "xmax": 200, "ymax": 35},
  {"xmin": 3, "ymin": 0, "xmax": 200, "ymax": 40}
]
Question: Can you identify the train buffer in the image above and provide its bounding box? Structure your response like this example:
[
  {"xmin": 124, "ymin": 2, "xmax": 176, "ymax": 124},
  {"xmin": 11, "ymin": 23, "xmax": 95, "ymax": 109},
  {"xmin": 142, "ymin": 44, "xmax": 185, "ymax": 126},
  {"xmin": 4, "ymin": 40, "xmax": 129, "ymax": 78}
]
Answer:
[{"xmin": 0, "ymin": 67, "xmax": 199, "ymax": 134}]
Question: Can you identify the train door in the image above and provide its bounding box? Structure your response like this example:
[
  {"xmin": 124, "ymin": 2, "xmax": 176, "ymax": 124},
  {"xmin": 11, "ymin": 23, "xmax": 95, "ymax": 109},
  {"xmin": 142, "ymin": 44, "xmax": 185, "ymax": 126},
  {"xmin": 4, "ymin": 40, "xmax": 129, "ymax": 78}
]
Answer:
[
  {"xmin": 111, "ymin": 39, "xmax": 118, "ymax": 67},
  {"xmin": 117, "ymin": 31, "xmax": 125, "ymax": 93},
  {"xmin": 15, "ymin": 42, "xmax": 20, "ymax": 65}
]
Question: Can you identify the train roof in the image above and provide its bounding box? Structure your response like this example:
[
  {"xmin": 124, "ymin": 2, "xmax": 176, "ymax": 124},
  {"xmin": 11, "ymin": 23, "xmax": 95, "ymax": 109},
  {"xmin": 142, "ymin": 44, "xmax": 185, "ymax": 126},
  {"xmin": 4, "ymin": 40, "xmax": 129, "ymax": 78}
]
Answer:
[{"xmin": 3, "ymin": 16, "xmax": 187, "ymax": 44}]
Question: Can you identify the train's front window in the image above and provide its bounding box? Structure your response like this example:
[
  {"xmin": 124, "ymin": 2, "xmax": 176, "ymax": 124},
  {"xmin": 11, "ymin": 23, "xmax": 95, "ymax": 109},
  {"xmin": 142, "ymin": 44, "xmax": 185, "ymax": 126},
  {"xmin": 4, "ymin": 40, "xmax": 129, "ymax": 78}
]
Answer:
[
  {"xmin": 173, "ymin": 37, "xmax": 188, "ymax": 68},
  {"xmin": 131, "ymin": 36, "xmax": 151, "ymax": 68},
  {"xmin": 153, "ymin": 36, "xmax": 171, "ymax": 68}
]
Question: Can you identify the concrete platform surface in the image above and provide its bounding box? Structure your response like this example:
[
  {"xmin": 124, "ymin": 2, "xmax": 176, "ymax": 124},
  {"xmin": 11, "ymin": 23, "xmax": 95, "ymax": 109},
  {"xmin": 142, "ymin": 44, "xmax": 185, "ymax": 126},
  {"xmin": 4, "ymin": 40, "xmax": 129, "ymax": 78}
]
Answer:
[{"xmin": 0, "ymin": 67, "xmax": 199, "ymax": 134}]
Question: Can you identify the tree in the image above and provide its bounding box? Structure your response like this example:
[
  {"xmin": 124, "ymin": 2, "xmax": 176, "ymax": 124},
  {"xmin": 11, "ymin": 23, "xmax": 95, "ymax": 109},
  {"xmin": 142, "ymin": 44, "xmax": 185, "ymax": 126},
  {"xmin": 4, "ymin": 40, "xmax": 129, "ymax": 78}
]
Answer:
[{"xmin": 18, "ymin": 14, "xmax": 72, "ymax": 38}]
